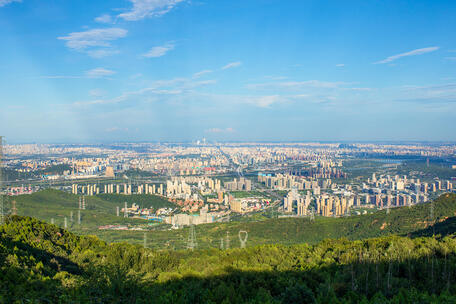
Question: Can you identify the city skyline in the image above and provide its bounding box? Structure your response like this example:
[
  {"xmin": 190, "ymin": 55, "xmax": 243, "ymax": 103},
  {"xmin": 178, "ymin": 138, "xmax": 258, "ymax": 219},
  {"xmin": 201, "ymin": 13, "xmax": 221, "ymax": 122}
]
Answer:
[{"xmin": 1, "ymin": 0, "xmax": 456, "ymax": 143}]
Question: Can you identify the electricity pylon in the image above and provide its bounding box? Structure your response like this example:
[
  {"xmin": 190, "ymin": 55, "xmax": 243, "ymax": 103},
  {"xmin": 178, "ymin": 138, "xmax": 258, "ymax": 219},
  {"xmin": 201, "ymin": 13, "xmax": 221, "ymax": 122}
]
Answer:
[{"xmin": 186, "ymin": 218, "xmax": 197, "ymax": 251}]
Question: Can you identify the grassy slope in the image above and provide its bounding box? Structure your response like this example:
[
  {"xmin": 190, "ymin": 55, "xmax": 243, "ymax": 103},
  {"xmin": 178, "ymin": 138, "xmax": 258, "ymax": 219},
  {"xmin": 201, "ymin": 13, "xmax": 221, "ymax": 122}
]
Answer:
[
  {"xmin": 10, "ymin": 190, "xmax": 456, "ymax": 250},
  {"xmin": 12, "ymin": 190, "xmax": 174, "ymax": 239},
  {"xmin": 138, "ymin": 193, "xmax": 456, "ymax": 250}
]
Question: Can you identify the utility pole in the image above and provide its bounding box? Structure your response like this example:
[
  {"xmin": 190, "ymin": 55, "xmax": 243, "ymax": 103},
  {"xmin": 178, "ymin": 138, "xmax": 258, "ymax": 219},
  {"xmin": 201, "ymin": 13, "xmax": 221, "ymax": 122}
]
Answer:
[{"xmin": 186, "ymin": 217, "xmax": 197, "ymax": 251}]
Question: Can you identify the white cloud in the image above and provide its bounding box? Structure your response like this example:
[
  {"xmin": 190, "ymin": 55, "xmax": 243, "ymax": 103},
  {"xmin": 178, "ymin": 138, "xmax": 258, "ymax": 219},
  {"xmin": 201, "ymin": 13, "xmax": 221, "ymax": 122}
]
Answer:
[
  {"xmin": 94, "ymin": 14, "xmax": 113, "ymax": 24},
  {"xmin": 118, "ymin": 0, "xmax": 184, "ymax": 21},
  {"xmin": 58, "ymin": 28, "xmax": 127, "ymax": 50},
  {"xmin": 445, "ymin": 57, "xmax": 456, "ymax": 61},
  {"xmin": 221, "ymin": 61, "xmax": 242, "ymax": 70},
  {"xmin": 0, "ymin": 0, "xmax": 21, "ymax": 7},
  {"xmin": 86, "ymin": 68, "xmax": 116, "ymax": 79},
  {"xmin": 142, "ymin": 42, "xmax": 175, "ymax": 58},
  {"xmin": 193, "ymin": 70, "xmax": 212, "ymax": 78},
  {"xmin": 87, "ymin": 49, "xmax": 120, "ymax": 58},
  {"xmin": 374, "ymin": 46, "xmax": 439, "ymax": 64},
  {"xmin": 336, "ymin": 63, "xmax": 345, "ymax": 67}
]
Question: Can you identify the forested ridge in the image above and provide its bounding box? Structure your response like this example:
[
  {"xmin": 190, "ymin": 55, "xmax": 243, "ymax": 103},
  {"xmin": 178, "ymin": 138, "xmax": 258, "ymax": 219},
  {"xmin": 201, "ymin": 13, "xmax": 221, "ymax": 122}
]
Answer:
[
  {"xmin": 11, "ymin": 190, "xmax": 456, "ymax": 249},
  {"xmin": 2, "ymin": 218, "xmax": 456, "ymax": 302},
  {"xmin": 1, "ymin": 194, "xmax": 456, "ymax": 303}
]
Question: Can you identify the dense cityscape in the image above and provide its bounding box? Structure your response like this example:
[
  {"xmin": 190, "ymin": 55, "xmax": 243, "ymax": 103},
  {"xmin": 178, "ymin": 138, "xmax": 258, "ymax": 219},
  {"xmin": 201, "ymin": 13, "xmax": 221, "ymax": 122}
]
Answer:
[{"xmin": 2, "ymin": 141, "xmax": 455, "ymax": 231}]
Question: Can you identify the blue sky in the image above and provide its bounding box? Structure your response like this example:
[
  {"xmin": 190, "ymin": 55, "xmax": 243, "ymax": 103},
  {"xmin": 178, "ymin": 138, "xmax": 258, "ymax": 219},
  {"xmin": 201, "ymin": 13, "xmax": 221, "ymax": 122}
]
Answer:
[{"xmin": 1, "ymin": 0, "xmax": 455, "ymax": 143}]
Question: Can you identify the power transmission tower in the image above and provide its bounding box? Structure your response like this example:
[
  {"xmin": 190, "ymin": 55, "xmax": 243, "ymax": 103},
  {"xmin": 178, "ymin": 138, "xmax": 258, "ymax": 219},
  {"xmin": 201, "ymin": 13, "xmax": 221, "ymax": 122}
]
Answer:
[
  {"xmin": 124, "ymin": 202, "xmax": 128, "ymax": 218},
  {"xmin": 116, "ymin": 206, "xmax": 120, "ymax": 217},
  {"xmin": 143, "ymin": 232, "xmax": 147, "ymax": 248},
  {"xmin": 78, "ymin": 196, "xmax": 82, "ymax": 209},
  {"xmin": 70, "ymin": 211, "xmax": 73, "ymax": 222},
  {"xmin": 238, "ymin": 230, "xmax": 248, "ymax": 248},
  {"xmin": 186, "ymin": 218, "xmax": 197, "ymax": 251},
  {"xmin": 11, "ymin": 200, "xmax": 17, "ymax": 216},
  {"xmin": 64, "ymin": 217, "xmax": 67, "ymax": 229},
  {"xmin": 78, "ymin": 210, "xmax": 81, "ymax": 225},
  {"xmin": 82, "ymin": 196, "xmax": 86, "ymax": 210},
  {"xmin": 225, "ymin": 231, "xmax": 230, "ymax": 250}
]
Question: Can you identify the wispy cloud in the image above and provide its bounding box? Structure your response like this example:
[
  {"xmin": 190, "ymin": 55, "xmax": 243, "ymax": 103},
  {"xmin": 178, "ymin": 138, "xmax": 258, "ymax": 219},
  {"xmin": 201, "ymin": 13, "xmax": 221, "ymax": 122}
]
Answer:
[
  {"xmin": 86, "ymin": 68, "xmax": 116, "ymax": 79},
  {"xmin": 58, "ymin": 28, "xmax": 127, "ymax": 57},
  {"xmin": 193, "ymin": 70, "xmax": 212, "ymax": 78},
  {"xmin": 221, "ymin": 61, "xmax": 242, "ymax": 70},
  {"xmin": 118, "ymin": 0, "xmax": 184, "ymax": 21},
  {"xmin": 87, "ymin": 49, "xmax": 120, "ymax": 58},
  {"xmin": 73, "ymin": 74, "xmax": 216, "ymax": 107},
  {"xmin": 336, "ymin": 63, "xmax": 345, "ymax": 67},
  {"xmin": 142, "ymin": 42, "xmax": 175, "ymax": 58},
  {"xmin": 445, "ymin": 57, "xmax": 456, "ymax": 61},
  {"xmin": 247, "ymin": 80, "xmax": 348, "ymax": 90},
  {"xmin": 0, "ymin": 0, "xmax": 20, "ymax": 7},
  {"xmin": 94, "ymin": 14, "xmax": 113, "ymax": 24},
  {"xmin": 89, "ymin": 89, "xmax": 107, "ymax": 98},
  {"xmin": 58, "ymin": 28, "xmax": 127, "ymax": 50},
  {"xmin": 374, "ymin": 46, "xmax": 439, "ymax": 64},
  {"xmin": 249, "ymin": 95, "xmax": 281, "ymax": 108},
  {"xmin": 205, "ymin": 127, "xmax": 235, "ymax": 133},
  {"xmin": 395, "ymin": 83, "xmax": 456, "ymax": 104},
  {"xmin": 39, "ymin": 75, "xmax": 82, "ymax": 79}
]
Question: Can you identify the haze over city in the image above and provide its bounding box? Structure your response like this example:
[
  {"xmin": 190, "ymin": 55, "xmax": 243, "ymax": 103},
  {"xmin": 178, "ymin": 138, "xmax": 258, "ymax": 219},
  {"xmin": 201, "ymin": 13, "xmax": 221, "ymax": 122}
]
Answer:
[{"xmin": 1, "ymin": 0, "xmax": 456, "ymax": 143}]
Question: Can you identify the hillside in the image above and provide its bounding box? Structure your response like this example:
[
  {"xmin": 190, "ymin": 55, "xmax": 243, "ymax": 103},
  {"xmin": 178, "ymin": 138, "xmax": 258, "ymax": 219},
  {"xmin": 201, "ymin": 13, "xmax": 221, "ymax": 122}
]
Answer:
[
  {"xmin": 130, "ymin": 192, "xmax": 456, "ymax": 249},
  {"xmin": 10, "ymin": 191, "xmax": 456, "ymax": 249},
  {"xmin": 11, "ymin": 190, "xmax": 174, "ymax": 237},
  {"xmin": 2, "ymin": 216, "xmax": 456, "ymax": 303}
]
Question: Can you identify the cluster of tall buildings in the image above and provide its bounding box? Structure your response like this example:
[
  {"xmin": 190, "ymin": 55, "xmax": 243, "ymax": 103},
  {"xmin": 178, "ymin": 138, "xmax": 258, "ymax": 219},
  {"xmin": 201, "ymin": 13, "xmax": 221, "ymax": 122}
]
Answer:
[
  {"xmin": 71, "ymin": 183, "xmax": 165, "ymax": 196},
  {"xmin": 166, "ymin": 178, "xmax": 193, "ymax": 200},
  {"xmin": 283, "ymin": 189, "xmax": 311, "ymax": 215},
  {"xmin": 224, "ymin": 177, "xmax": 252, "ymax": 191},
  {"xmin": 258, "ymin": 173, "xmax": 331, "ymax": 192}
]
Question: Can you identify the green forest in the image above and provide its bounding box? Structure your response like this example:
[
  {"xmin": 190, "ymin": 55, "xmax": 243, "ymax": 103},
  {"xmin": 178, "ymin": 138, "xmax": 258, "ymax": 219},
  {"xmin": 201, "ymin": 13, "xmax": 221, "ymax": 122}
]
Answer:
[
  {"xmin": 1, "ymin": 193, "xmax": 456, "ymax": 302},
  {"xmin": 2, "ymin": 214, "xmax": 456, "ymax": 303}
]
